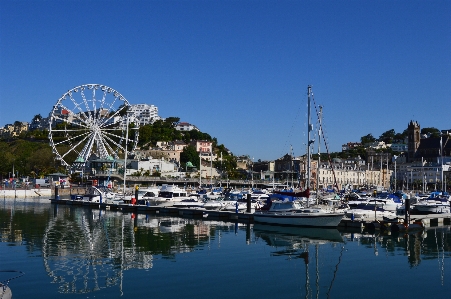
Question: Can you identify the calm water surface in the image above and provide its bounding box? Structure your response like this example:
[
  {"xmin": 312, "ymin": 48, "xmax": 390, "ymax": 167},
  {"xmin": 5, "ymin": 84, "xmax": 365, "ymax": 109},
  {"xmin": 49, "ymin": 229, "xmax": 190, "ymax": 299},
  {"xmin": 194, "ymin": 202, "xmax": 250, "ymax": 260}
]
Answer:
[{"xmin": 1, "ymin": 198, "xmax": 450, "ymax": 298}]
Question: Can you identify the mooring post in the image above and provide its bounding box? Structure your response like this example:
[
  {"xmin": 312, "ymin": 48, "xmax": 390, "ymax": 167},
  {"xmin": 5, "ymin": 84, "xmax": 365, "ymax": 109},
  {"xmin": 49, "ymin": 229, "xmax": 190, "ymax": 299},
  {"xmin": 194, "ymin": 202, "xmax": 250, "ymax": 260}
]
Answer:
[
  {"xmin": 247, "ymin": 193, "xmax": 251, "ymax": 213},
  {"xmin": 404, "ymin": 198, "xmax": 410, "ymax": 225},
  {"xmin": 55, "ymin": 185, "xmax": 59, "ymax": 200},
  {"xmin": 135, "ymin": 185, "xmax": 139, "ymax": 205}
]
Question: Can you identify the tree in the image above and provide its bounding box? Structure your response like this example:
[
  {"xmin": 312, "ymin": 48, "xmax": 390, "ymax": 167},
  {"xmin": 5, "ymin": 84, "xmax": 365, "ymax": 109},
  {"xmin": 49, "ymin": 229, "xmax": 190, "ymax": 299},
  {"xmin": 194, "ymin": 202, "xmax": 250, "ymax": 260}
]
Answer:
[
  {"xmin": 32, "ymin": 114, "xmax": 42, "ymax": 122},
  {"xmin": 360, "ymin": 134, "xmax": 376, "ymax": 145},
  {"xmin": 421, "ymin": 127, "xmax": 440, "ymax": 138},
  {"xmin": 394, "ymin": 131, "xmax": 406, "ymax": 143},
  {"xmin": 117, "ymin": 104, "xmax": 129, "ymax": 117},
  {"xmin": 379, "ymin": 129, "xmax": 396, "ymax": 143},
  {"xmin": 165, "ymin": 117, "xmax": 180, "ymax": 127},
  {"xmin": 180, "ymin": 145, "xmax": 200, "ymax": 169},
  {"xmin": 138, "ymin": 124, "xmax": 153, "ymax": 147}
]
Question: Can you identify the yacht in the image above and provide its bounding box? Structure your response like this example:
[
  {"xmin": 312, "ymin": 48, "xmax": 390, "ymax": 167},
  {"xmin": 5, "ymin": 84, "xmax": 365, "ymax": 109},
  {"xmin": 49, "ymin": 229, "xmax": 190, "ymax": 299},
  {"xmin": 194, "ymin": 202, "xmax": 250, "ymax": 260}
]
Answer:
[{"xmin": 146, "ymin": 184, "xmax": 192, "ymax": 207}]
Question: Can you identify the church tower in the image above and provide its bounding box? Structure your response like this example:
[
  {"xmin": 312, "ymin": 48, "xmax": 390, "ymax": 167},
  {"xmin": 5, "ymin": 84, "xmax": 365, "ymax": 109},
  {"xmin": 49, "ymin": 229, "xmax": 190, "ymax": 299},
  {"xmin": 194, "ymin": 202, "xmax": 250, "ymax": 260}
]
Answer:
[{"xmin": 407, "ymin": 120, "xmax": 420, "ymax": 162}]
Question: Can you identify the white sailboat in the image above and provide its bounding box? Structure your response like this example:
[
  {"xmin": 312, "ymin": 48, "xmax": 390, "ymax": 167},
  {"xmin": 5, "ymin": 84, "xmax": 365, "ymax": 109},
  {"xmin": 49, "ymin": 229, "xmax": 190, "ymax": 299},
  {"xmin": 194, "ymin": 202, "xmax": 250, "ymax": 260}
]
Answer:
[{"xmin": 253, "ymin": 86, "xmax": 344, "ymax": 227}]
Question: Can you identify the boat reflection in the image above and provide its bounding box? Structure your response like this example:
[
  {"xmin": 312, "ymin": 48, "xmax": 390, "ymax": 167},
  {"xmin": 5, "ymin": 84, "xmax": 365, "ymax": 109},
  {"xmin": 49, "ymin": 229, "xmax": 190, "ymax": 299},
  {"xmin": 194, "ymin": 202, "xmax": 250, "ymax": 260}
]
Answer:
[
  {"xmin": 254, "ymin": 223, "xmax": 343, "ymax": 246},
  {"xmin": 253, "ymin": 223, "xmax": 345, "ymax": 298}
]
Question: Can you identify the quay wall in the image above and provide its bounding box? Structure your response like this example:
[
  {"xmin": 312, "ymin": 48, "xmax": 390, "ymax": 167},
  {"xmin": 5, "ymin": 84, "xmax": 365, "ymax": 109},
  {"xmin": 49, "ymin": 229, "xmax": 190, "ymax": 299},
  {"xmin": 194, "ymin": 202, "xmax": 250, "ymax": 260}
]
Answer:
[{"xmin": 1, "ymin": 188, "xmax": 51, "ymax": 198}]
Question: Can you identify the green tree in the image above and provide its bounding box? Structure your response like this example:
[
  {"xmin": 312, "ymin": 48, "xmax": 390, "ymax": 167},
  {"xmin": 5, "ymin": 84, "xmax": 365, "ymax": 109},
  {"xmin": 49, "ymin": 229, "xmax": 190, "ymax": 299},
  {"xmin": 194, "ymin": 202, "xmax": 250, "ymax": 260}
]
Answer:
[
  {"xmin": 360, "ymin": 134, "xmax": 376, "ymax": 145},
  {"xmin": 421, "ymin": 127, "xmax": 440, "ymax": 138},
  {"xmin": 180, "ymin": 145, "xmax": 200, "ymax": 169},
  {"xmin": 379, "ymin": 129, "xmax": 396, "ymax": 143},
  {"xmin": 394, "ymin": 129, "xmax": 407, "ymax": 143},
  {"xmin": 138, "ymin": 124, "xmax": 153, "ymax": 147},
  {"xmin": 32, "ymin": 114, "xmax": 42, "ymax": 122}
]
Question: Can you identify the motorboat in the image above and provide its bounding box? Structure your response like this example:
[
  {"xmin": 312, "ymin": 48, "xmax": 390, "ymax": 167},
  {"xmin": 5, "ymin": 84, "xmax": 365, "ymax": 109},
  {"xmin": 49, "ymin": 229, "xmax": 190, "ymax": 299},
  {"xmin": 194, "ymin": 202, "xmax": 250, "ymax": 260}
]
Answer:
[
  {"xmin": 411, "ymin": 192, "xmax": 450, "ymax": 214},
  {"xmin": 347, "ymin": 192, "xmax": 369, "ymax": 208},
  {"xmin": 146, "ymin": 184, "xmax": 192, "ymax": 207},
  {"xmin": 345, "ymin": 207, "xmax": 397, "ymax": 221},
  {"xmin": 220, "ymin": 191, "xmax": 263, "ymax": 212},
  {"xmin": 136, "ymin": 186, "xmax": 160, "ymax": 205},
  {"xmin": 202, "ymin": 195, "xmax": 226, "ymax": 210},
  {"xmin": 348, "ymin": 193, "xmax": 403, "ymax": 212},
  {"xmin": 172, "ymin": 193, "xmax": 205, "ymax": 209},
  {"xmin": 67, "ymin": 186, "xmax": 118, "ymax": 205}
]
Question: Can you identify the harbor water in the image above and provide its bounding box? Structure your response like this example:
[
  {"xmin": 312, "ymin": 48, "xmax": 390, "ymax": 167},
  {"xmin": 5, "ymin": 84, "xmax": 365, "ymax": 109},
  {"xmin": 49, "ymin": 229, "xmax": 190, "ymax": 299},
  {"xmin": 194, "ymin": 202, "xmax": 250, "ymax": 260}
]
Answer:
[{"xmin": 1, "ymin": 198, "xmax": 450, "ymax": 298}]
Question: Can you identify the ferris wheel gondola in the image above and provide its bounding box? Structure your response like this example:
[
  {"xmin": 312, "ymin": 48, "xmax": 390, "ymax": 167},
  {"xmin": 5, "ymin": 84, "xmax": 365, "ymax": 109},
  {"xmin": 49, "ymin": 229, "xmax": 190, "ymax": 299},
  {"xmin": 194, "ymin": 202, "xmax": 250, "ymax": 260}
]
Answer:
[{"xmin": 48, "ymin": 84, "xmax": 138, "ymax": 170}]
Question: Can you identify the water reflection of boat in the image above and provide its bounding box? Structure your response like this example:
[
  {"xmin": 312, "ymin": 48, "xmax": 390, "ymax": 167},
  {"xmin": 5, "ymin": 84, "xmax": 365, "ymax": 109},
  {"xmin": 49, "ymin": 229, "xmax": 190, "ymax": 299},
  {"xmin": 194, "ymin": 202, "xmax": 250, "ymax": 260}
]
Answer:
[
  {"xmin": 255, "ymin": 222, "xmax": 345, "ymax": 299},
  {"xmin": 254, "ymin": 223, "xmax": 344, "ymax": 298},
  {"xmin": 253, "ymin": 224, "xmax": 343, "ymax": 244}
]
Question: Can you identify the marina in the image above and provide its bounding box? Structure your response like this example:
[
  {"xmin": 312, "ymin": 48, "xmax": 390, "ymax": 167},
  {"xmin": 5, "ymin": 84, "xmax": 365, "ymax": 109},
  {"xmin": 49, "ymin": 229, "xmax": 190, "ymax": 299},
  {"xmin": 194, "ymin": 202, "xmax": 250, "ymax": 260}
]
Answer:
[
  {"xmin": 47, "ymin": 194, "xmax": 451, "ymax": 232},
  {"xmin": 1, "ymin": 198, "xmax": 451, "ymax": 299}
]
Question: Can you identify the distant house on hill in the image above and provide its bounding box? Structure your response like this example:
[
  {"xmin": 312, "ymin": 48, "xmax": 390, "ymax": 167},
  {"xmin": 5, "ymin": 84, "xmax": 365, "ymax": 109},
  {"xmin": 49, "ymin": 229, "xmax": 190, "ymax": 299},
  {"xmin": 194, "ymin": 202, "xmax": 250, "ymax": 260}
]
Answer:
[
  {"xmin": 175, "ymin": 122, "xmax": 199, "ymax": 131},
  {"xmin": 0, "ymin": 122, "xmax": 29, "ymax": 138},
  {"xmin": 342, "ymin": 142, "xmax": 362, "ymax": 151}
]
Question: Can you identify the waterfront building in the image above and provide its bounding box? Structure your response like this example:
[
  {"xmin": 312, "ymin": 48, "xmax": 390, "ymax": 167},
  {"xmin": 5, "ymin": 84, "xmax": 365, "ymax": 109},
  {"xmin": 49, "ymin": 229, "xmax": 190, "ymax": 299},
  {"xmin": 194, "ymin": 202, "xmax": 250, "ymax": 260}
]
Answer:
[
  {"xmin": 315, "ymin": 162, "xmax": 389, "ymax": 191},
  {"xmin": 396, "ymin": 159, "xmax": 450, "ymax": 192}
]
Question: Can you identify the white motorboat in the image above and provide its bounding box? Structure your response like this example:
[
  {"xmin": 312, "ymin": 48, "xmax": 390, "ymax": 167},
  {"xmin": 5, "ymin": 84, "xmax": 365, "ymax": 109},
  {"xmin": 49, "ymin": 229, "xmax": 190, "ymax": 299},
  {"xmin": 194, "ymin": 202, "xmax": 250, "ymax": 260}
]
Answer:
[
  {"xmin": 345, "ymin": 207, "xmax": 397, "ymax": 221},
  {"xmin": 362, "ymin": 197, "xmax": 403, "ymax": 212},
  {"xmin": 412, "ymin": 192, "xmax": 450, "ymax": 214},
  {"xmin": 146, "ymin": 184, "xmax": 192, "ymax": 207},
  {"xmin": 347, "ymin": 192, "xmax": 370, "ymax": 208},
  {"xmin": 172, "ymin": 194, "xmax": 205, "ymax": 209},
  {"xmin": 202, "ymin": 195, "xmax": 226, "ymax": 210},
  {"xmin": 136, "ymin": 186, "xmax": 160, "ymax": 205},
  {"xmin": 220, "ymin": 191, "xmax": 263, "ymax": 212},
  {"xmin": 72, "ymin": 186, "xmax": 118, "ymax": 204}
]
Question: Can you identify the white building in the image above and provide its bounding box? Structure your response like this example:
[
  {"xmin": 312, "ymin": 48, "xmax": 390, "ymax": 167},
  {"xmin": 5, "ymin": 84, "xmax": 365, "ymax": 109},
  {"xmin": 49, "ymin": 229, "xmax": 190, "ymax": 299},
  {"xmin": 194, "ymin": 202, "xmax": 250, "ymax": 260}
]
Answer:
[
  {"xmin": 397, "ymin": 160, "xmax": 450, "ymax": 192},
  {"xmin": 125, "ymin": 104, "xmax": 161, "ymax": 127},
  {"xmin": 129, "ymin": 158, "xmax": 177, "ymax": 175},
  {"xmin": 175, "ymin": 122, "xmax": 199, "ymax": 131},
  {"xmin": 366, "ymin": 141, "xmax": 387, "ymax": 149},
  {"xmin": 315, "ymin": 163, "xmax": 390, "ymax": 191},
  {"xmin": 390, "ymin": 143, "xmax": 408, "ymax": 152}
]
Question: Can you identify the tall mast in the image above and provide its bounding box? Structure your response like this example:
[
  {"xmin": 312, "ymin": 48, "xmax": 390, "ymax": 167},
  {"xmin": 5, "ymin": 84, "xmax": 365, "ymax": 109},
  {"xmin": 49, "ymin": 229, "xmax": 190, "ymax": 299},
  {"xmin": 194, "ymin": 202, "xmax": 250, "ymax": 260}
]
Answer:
[
  {"xmin": 307, "ymin": 85, "xmax": 313, "ymax": 191},
  {"xmin": 317, "ymin": 105, "xmax": 322, "ymax": 204}
]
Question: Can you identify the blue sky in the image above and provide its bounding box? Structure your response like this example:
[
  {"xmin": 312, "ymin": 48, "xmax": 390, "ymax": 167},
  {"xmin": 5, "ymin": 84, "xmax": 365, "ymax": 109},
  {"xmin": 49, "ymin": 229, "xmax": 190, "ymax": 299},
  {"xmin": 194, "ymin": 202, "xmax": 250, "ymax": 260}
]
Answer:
[{"xmin": 1, "ymin": 0, "xmax": 450, "ymax": 161}]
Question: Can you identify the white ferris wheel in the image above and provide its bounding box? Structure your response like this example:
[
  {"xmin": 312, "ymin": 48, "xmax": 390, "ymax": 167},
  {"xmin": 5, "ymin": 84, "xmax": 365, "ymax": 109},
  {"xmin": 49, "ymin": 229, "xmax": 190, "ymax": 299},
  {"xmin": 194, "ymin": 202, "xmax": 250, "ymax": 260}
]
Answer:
[{"xmin": 49, "ymin": 84, "xmax": 139, "ymax": 170}]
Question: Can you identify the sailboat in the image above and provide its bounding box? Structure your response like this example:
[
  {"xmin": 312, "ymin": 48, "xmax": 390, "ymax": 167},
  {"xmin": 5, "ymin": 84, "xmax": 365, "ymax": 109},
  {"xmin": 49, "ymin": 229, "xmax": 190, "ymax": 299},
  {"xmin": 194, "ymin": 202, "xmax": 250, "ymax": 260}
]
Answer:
[{"xmin": 253, "ymin": 86, "xmax": 345, "ymax": 227}]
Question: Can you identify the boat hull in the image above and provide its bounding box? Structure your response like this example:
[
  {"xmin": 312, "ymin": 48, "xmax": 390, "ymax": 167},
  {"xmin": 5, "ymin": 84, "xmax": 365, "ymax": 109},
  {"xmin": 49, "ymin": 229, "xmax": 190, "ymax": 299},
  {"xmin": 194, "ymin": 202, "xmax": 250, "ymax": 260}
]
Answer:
[
  {"xmin": 413, "ymin": 204, "xmax": 450, "ymax": 214},
  {"xmin": 253, "ymin": 212, "xmax": 344, "ymax": 227}
]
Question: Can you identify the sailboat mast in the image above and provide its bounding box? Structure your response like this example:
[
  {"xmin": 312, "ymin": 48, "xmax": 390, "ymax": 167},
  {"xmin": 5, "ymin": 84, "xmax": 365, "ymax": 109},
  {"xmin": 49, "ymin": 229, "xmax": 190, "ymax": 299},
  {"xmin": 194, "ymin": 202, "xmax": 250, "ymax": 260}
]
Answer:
[
  {"xmin": 307, "ymin": 85, "xmax": 312, "ymax": 191},
  {"xmin": 317, "ymin": 105, "xmax": 322, "ymax": 204}
]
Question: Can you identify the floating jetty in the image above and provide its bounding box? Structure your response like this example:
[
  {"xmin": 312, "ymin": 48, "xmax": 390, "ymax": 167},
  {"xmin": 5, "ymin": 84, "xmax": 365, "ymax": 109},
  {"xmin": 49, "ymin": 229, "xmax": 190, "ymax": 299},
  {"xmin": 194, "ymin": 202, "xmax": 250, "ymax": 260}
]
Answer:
[{"xmin": 49, "ymin": 196, "xmax": 451, "ymax": 232}]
